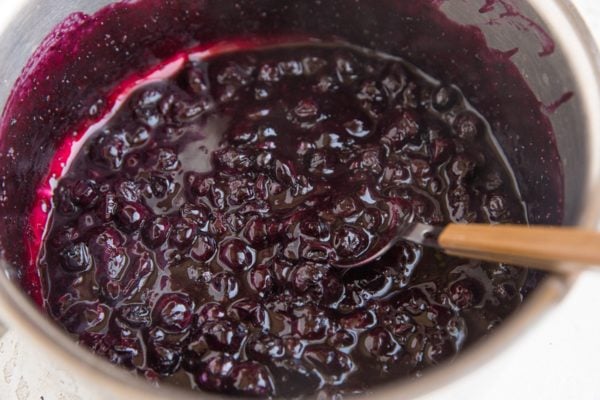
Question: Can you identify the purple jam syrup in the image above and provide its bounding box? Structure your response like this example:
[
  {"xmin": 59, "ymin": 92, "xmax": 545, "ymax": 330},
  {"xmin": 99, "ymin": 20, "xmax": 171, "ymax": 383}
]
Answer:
[
  {"xmin": 0, "ymin": 0, "xmax": 564, "ymax": 398},
  {"xmin": 36, "ymin": 40, "xmax": 533, "ymax": 397}
]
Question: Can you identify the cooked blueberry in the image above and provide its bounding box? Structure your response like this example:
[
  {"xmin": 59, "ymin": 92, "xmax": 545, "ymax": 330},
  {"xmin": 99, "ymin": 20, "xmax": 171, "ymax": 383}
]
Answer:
[
  {"xmin": 191, "ymin": 234, "xmax": 217, "ymax": 262},
  {"xmin": 147, "ymin": 342, "xmax": 182, "ymax": 375},
  {"xmin": 202, "ymin": 319, "xmax": 247, "ymax": 353},
  {"xmin": 149, "ymin": 173, "xmax": 174, "ymax": 199},
  {"xmin": 485, "ymin": 193, "xmax": 509, "ymax": 220},
  {"xmin": 423, "ymin": 336, "xmax": 456, "ymax": 365},
  {"xmin": 217, "ymin": 61, "xmax": 255, "ymax": 86},
  {"xmin": 71, "ymin": 180, "xmax": 99, "ymax": 208},
  {"xmin": 60, "ymin": 301, "xmax": 107, "ymax": 334},
  {"xmin": 381, "ymin": 63, "xmax": 407, "ymax": 97},
  {"xmin": 432, "ymin": 85, "xmax": 460, "ymax": 111},
  {"xmin": 448, "ymin": 278, "xmax": 485, "ymax": 309},
  {"xmin": 150, "ymin": 147, "xmax": 180, "ymax": 171},
  {"xmin": 115, "ymin": 180, "xmax": 142, "ymax": 202},
  {"xmin": 154, "ymin": 293, "xmax": 193, "ymax": 332},
  {"xmin": 36, "ymin": 40, "xmax": 538, "ymax": 398},
  {"xmin": 430, "ymin": 137, "xmax": 454, "ymax": 163},
  {"xmin": 247, "ymin": 334, "xmax": 286, "ymax": 362},
  {"xmin": 92, "ymin": 132, "xmax": 129, "ymax": 169},
  {"xmin": 218, "ymin": 239, "xmax": 256, "ymax": 272},
  {"xmin": 195, "ymin": 353, "xmax": 234, "ymax": 392},
  {"xmin": 243, "ymin": 217, "xmax": 279, "ymax": 247},
  {"xmin": 246, "ymin": 264, "xmax": 274, "ymax": 295},
  {"xmin": 208, "ymin": 272, "xmax": 239, "ymax": 302},
  {"xmin": 382, "ymin": 110, "xmax": 420, "ymax": 147},
  {"xmin": 357, "ymin": 80, "xmax": 386, "ymax": 114},
  {"xmin": 304, "ymin": 346, "xmax": 354, "ymax": 380},
  {"xmin": 450, "ymin": 154, "xmax": 477, "ymax": 181},
  {"xmin": 307, "ymin": 149, "xmax": 337, "ymax": 177},
  {"xmin": 344, "ymin": 118, "xmax": 371, "ymax": 138},
  {"xmin": 360, "ymin": 327, "xmax": 401, "ymax": 359},
  {"xmin": 96, "ymin": 192, "xmax": 118, "ymax": 222},
  {"xmin": 142, "ymin": 216, "xmax": 171, "ymax": 248},
  {"xmin": 334, "ymin": 53, "xmax": 359, "ymax": 83},
  {"xmin": 340, "ymin": 310, "xmax": 377, "ymax": 331},
  {"xmin": 230, "ymin": 362, "xmax": 275, "ymax": 397},
  {"xmin": 187, "ymin": 173, "xmax": 215, "ymax": 198},
  {"xmin": 292, "ymin": 305, "xmax": 330, "ymax": 339},
  {"xmin": 213, "ymin": 148, "xmax": 253, "ymax": 173},
  {"xmin": 117, "ymin": 303, "xmax": 151, "ymax": 328},
  {"xmin": 169, "ymin": 218, "xmax": 197, "ymax": 249},
  {"xmin": 116, "ymin": 201, "xmax": 149, "ymax": 232},
  {"xmin": 61, "ymin": 242, "xmax": 92, "ymax": 273},
  {"xmin": 55, "ymin": 185, "xmax": 78, "ymax": 216},
  {"xmin": 96, "ymin": 246, "xmax": 129, "ymax": 283},
  {"xmin": 291, "ymin": 262, "xmax": 343, "ymax": 305},
  {"xmin": 234, "ymin": 304, "xmax": 272, "ymax": 335},
  {"xmin": 193, "ymin": 303, "xmax": 223, "ymax": 325},
  {"xmin": 49, "ymin": 226, "xmax": 80, "ymax": 250},
  {"xmin": 333, "ymin": 226, "xmax": 370, "ymax": 259},
  {"xmin": 332, "ymin": 195, "xmax": 359, "ymax": 218},
  {"xmin": 452, "ymin": 111, "xmax": 483, "ymax": 140}
]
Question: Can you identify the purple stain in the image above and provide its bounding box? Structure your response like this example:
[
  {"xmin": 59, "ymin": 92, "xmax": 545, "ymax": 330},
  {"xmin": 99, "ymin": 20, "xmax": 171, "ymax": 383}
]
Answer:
[
  {"xmin": 479, "ymin": 0, "xmax": 555, "ymax": 57},
  {"xmin": 544, "ymin": 91, "xmax": 575, "ymax": 114}
]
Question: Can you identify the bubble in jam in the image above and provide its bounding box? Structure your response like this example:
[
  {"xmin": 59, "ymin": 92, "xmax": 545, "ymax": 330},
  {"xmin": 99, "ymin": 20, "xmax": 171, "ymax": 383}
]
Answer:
[{"xmin": 37, "ymin": 42, "xmax": 530, "ymax": 398}]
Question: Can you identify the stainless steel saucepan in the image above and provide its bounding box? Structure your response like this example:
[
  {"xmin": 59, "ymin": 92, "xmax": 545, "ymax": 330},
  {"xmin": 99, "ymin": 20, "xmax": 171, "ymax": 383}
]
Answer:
[{"xmin": 0, "ymin": 1, "xmax": 598, "ymax": 398}]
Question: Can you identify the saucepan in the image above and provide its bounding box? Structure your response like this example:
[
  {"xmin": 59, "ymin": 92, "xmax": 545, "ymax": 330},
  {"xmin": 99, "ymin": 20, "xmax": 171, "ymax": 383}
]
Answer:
[{"xmin": 0, "ymin": 0, "xmax": 598, "ymax": 398}]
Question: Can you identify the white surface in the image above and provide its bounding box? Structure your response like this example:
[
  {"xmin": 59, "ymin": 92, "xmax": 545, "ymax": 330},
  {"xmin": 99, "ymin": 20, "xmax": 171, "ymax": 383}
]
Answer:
[{"xmin": 0, "ymin": 1, "xmax": 600, "ymax": 399}]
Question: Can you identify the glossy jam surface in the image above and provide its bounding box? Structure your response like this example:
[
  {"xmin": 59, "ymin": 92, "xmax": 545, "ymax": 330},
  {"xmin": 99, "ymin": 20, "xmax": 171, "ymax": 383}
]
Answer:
[{"xmin": 38, "ymin": 44, "xmax": 531, "ymax": 398}]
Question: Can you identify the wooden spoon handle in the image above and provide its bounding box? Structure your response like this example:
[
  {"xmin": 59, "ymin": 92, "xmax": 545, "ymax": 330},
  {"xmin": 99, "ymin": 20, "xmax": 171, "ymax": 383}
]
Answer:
[{"xmin": 438, "ymin": 224, "xmax": 600, "ymax": 272}]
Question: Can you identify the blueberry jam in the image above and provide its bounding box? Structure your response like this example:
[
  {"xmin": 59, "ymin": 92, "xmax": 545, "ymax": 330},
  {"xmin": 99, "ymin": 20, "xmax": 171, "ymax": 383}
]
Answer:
[
  {"xmin": 0, "ymin": 0, "xmax": 565, "ymax": 398},
  {"xmin": 36, "ymin": 42, "xmax": 531, "ymax": 397}
]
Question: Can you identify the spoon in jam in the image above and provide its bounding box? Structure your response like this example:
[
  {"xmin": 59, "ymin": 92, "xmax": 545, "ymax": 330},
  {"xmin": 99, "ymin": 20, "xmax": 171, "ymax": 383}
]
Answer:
[{"xmin": 333, "ymin": 222, "xmax": 600, "ymax": 272}]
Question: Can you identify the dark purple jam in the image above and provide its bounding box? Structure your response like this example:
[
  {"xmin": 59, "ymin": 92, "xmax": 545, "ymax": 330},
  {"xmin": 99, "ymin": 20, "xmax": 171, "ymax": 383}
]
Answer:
[
  {"xmin": 37, "ymin": 42, "xmax": 530, "ymax": 397},
  {"xmin": 0, "ymin": 0, "xmax": 565, "ymax": 398}
]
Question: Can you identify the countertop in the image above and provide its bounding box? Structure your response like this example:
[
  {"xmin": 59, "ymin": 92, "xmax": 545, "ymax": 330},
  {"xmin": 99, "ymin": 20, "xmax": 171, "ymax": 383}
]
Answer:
[{"xmin": 0, "ymin": 1, "xmax": 599, "ymax": 399}]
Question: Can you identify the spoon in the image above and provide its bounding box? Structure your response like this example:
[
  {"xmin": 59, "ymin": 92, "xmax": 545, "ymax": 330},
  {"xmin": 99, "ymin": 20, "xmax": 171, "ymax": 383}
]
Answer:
[{"xmin": 333, "ymin": 222, "xmax": 600, "ymax": 272}]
